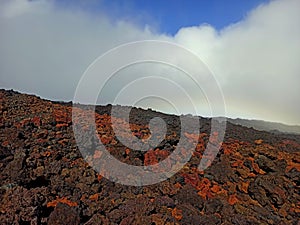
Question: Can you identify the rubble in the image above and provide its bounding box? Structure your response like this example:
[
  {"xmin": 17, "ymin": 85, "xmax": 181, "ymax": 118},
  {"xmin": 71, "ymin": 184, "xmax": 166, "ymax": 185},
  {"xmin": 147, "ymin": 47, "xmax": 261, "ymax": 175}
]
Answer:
[{"xmin": 0, "ymin": 89, "xmax": 299, "ymax": 224}]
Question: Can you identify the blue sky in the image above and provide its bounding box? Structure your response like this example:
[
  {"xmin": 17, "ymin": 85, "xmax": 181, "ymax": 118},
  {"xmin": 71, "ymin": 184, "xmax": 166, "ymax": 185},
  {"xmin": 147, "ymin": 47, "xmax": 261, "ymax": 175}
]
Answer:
[{"xmin": 55, "ymin": 0, "xmax": 270, "ymax": 34}]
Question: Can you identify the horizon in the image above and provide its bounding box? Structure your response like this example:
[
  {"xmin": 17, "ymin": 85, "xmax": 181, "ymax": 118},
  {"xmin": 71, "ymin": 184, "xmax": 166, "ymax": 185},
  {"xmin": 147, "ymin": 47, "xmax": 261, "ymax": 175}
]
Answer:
[
  {"xmin": 1, "ymin": 0, "xmax": 300, "ymax": 125},
  {"xmin": 3, "ymin": 87, "xmax": 300, "ymax": 127}
]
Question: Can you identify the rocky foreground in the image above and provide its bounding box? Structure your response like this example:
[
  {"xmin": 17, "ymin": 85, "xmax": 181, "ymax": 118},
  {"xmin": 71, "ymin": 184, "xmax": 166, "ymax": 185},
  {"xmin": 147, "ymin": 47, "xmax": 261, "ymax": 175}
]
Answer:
[{"xmin": 0, "ymin": 89, "xmax": 299, "ymax": 225}]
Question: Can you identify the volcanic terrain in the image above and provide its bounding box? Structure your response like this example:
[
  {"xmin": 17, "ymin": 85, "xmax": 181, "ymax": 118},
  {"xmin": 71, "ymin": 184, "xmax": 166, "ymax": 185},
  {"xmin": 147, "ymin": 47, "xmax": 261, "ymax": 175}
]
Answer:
[{"xmin": 0, "ymin": 89, "xmax": 299, "ymax": 224}]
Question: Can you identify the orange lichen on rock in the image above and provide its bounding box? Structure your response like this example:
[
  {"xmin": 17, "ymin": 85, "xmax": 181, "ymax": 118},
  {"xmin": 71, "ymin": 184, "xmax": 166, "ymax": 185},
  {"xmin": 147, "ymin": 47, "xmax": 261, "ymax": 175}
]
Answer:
[
  {"xmin": 174, "ymin": 182, "xmax": 182, "ymax": 189},
  {"xmin": 228, "ymin": 194, "xmax": 239, "ymax": 205},
  {"xmin": 254, "ymin": 139, "xmax": 263, "ymax": 145},
  {"xmin": 1, "ymin": 140, "xmax": 9, "ymax": 147},
  {"xmin": 144, "ymin": 149, "xmax": 158, "ymax": 166},
  {"xmin": 89, "ymin": 193, "xmax": 99, "ymax": 201},
  {"xmin": 144, "ymin": 149, "xmax": 169, "ymax": 167},
  {"xmin": 125, "ymin": 148, "xmax": 130, "ymax": 155},
  {"xmin": 231, "ymin": 159, "xmax": 244, "ymax": 168},
  {"xmin": 197, "ymin": 178, "xmax": 213, "ymax": 200},
  {"xmin": 182, "ymin": 172, "xmax": 216, "ymax": 200},
  {"xmin": 171, "ymin": 208, "xmax": 183, "ymax": 221},
  {"xmin": 248, "ymin": 172, "xmax": 256, "ymax": 178},
  {"xmin": 238, "ymin": 181, "xmax": 250, "ymax": 193},
  {"xmin": 192, "ymin": 133, "xmax": 207, "ymax": 158},
  {"xmin": 97, "ymin": 174, "xmax": 103, "ymax": 182},
  {"xmin": 41, "ymin": 151, "xmax": 51, "ymax": 157},
  {"xmin": 247, "ymin": 157, "xmax": 266, "ymax": 174},
  {"xmin": 53, "ymin": 105, "xmax": 72, "ymax": 125},
  {"xmin": 211, "ymin": 184, "xmax": 221, "ymax": 193},
  {"xmin": 277, "ymin": 151, "xmax": 300, "ymax": 172},
  {"xmin": 32, "ymin": 116, "xmax": 41, "ymax": 127},
  {"xmin": 295, "ymin": 202, "xmax": 300, "ymax": 213},
  {"xmin": 286, "ymin": 161, "xmax": 300, "ymax": 172},
  {"xmin": 47, "ymin": 197, "xmax": 78, "ymax": 207},
  {"xmin": 56, "ymin": 123, "xmax": 69, "ymax": 128},
  {"xmin": 221, "ymin": 141, "xmax": 241, "ymax": 156},
  {"xmin": 182, "ymin": 173, "xmax": 200, "ymax": 189},
  {"xmin": 80, "ymin": 194, "xmax": 87, "ymax": 201}
]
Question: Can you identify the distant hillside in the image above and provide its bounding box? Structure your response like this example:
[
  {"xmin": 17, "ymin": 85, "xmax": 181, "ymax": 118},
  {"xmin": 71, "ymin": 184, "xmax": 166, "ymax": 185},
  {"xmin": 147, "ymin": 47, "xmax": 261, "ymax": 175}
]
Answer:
[{"xmin": 226, "ymin": 118, "xmax": 300, "ymax": 135}]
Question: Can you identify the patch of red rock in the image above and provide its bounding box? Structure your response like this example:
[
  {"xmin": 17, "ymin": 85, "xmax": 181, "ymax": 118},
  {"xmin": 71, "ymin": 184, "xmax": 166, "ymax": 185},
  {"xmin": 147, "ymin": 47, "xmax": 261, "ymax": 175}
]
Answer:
[{"xmin": 0, "ymin": 89, "xmax": 299, "ymax": 224}]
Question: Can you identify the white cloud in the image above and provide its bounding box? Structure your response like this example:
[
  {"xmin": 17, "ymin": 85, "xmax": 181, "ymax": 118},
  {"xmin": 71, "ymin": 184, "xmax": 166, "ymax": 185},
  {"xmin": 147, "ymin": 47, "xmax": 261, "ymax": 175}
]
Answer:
[
  {"xmin": 172, "ymin": 0, "xmax": 300, "ymax": 124},
  {"xmin": 0, "ymin": 0, "xmax": 49, "ymax": 18},
  {"xmin": 0, "ymin": 0, "xmax": 299, "ymax": 125},
  {"xmin": 0, "ymin": 0, "xmax": 168, "ymax": 100}
]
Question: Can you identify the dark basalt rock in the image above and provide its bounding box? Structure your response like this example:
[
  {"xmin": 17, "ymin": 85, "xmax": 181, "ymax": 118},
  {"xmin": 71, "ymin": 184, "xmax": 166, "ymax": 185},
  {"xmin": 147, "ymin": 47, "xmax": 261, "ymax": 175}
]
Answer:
[
  {"xmin": 48, "ymin": 203, "xmax": 80, "ymax": 225},
  {"xmin": 0, "ymin": 89, "xmax": 299, "ymax": 224}
]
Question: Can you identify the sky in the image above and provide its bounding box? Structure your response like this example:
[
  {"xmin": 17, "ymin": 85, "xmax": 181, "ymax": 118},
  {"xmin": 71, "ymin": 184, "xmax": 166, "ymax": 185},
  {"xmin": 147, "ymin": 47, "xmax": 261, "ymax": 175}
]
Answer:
[
  {"xmin": 54, "ymin": 0, "xmax": 270, "ymax": 35},
  {"xmin": 0, "ymin": 0, "xmax": 299, "ymax": 125}
]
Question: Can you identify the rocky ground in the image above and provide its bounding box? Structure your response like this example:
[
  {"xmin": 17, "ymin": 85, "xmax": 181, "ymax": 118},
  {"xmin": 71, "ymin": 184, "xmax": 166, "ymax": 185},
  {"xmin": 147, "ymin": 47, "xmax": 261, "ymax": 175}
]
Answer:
[{"xmin": 0, "ymin": 89, "xmax": 299, "ymax": 225}]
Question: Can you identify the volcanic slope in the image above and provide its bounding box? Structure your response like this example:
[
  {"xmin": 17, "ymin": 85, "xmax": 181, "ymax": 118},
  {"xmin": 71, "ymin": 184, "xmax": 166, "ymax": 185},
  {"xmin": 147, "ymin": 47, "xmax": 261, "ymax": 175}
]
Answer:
[{"xmin": 0, "ymin": 89, "xmax": 299, "ymax": 224}]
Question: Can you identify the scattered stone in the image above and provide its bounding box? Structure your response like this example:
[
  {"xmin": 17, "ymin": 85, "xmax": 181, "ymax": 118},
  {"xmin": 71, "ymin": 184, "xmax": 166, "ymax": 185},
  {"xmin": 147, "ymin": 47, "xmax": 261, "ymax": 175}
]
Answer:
[
  {"xmin": 0, "ymin": 89, "xmax": 299, "ymax": 224},
  {"xmin": 48, "ymin": 203, "xmax": 80, "ymax": 225}
]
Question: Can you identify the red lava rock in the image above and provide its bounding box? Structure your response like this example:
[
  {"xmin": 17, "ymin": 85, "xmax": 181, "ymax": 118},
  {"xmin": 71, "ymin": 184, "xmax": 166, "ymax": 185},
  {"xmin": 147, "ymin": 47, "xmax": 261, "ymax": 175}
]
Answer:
[
  {"xmin": 228, "ymin": 194, "xmax": 239, "ymax": 205},
  {"xmin": 56, "ymin": 123, "xmax": 68, "ymax": 128},
  {"xmin": 197, "ymin": 178, "xmax": 214, "ymax": 200},
  {"xmin": 182, "ymin": 172, "xmax": 200, "ymax": 189},
  {"xmin": 47, "ymin": 197, "xmax": 78, "ymax": 207},
  {"xmin": 144, "ymin": 149, "xmax": 158, "ymax": 166},
  {"xmin": 171, "ymin": 207, "xmax": 183, "ymax": 221},
  {"xmin": 32, "ymin": 116, "xmax": 41, "ymax": 127},
  {"xmin": 0, "ymin": 89, "xmax": 300, "ymax": 225}
]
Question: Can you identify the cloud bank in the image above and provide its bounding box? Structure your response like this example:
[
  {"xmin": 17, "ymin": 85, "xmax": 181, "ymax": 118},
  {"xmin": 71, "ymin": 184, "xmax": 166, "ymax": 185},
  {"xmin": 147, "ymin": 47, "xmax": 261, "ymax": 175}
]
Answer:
[{"xmin": 0, "ymin": 0, "xmax": 299, "ymax": 125}]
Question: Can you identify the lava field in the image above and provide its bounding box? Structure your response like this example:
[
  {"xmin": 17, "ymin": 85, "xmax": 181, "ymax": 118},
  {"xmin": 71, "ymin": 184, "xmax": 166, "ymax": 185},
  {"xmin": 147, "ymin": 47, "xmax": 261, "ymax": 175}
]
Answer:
[{"xmin": 0, "ymin": 89, "xmax": 299, "ymax": 225}]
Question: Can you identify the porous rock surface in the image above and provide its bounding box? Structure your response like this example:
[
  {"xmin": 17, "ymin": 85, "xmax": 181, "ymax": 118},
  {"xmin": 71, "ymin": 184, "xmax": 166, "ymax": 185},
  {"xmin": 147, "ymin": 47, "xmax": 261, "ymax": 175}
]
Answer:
[{"xmin": 0, "ymin": 89, "xmax": 299, "ymax": 224}]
